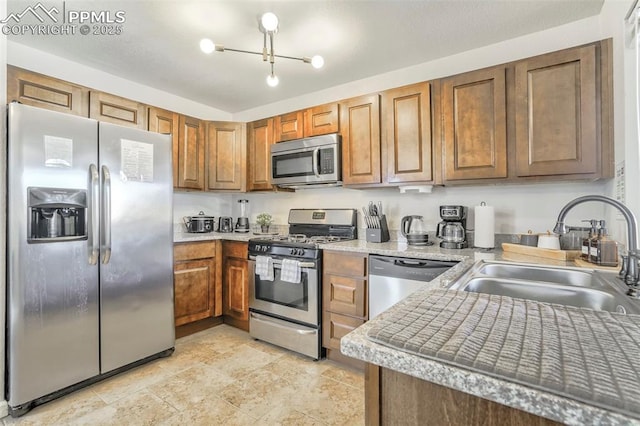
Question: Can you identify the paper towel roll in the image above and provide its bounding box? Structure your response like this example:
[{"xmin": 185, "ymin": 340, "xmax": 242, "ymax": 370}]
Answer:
[{"xmin": 474, "ymin": 202, "xmax": 495, "ymax": 248}]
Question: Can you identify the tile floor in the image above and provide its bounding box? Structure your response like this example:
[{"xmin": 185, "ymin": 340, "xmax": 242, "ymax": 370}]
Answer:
[{"xmin": 3, "ymin": 325, "xmax": 365, "ymax": 425}]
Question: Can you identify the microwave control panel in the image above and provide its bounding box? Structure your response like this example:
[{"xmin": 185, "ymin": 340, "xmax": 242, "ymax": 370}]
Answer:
[{"xmin": 319, "ymin": 148, "xmax": 335, "ymax": 175}]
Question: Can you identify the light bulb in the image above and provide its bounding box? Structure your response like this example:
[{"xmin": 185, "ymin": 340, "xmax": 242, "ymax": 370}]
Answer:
[
  {"xmin": 261, "ymin": 12, "xmax": 279, "ymax": 32},
  {"xmin": 266, "ymin": 73, "xmax": 279, "ymax": 87},
  {"xmin": 199, "ymin": 38, "xmax": 215, "ymax": 54},
  {"xmin": 311, "ymin": 55, "xmax": 324, "ymax": 69}
]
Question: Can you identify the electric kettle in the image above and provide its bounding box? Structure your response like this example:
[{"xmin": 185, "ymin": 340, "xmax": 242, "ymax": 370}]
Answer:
[{"xmin": 400, "ymin": 215, "xmax": 430, "ymax": 246}]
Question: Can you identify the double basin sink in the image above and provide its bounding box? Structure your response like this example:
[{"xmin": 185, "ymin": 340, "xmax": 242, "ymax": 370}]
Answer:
[{"xmin": 449, "ymin": 260, "xmax": 640, "ymax": 314}]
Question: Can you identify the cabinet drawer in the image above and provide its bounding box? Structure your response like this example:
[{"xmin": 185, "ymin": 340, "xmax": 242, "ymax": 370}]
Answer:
[
  {"xmin": 322, "ymin": 311, "xmax": 365, "ymax": 351},
  {"xmin": 174, "ymin": 241, "xmax": 217, "ymax": 261},
  {"xmin": 323, "ymin": 273, "xmax": 367, "ymax": 318},
  {"xmin": 323, "ymin": 251, "xmax": 367, "ymax": 277},
  {"xmin": 223, "ymin": 241, "xmax": 248, "ymax": 259}
]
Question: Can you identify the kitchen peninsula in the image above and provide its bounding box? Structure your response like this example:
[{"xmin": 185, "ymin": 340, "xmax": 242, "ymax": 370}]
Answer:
[{"xmin": 340, "ymin": 255, "xmax": 640, "ymax": 426}]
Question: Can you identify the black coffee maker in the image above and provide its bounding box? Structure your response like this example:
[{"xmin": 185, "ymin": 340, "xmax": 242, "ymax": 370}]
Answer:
[{"xmin": 436, "ymin": 205, "xmax": 468, "ymax": 249}]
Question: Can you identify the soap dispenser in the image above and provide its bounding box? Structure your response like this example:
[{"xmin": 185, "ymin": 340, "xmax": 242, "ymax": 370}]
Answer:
[{"xmin": 596, "ymin": 220, "xmax": 618, "ymax": 267}]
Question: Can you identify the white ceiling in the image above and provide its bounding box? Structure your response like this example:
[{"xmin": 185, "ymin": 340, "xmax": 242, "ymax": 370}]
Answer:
[{"xmin": 7, "ymin": 0, "xmax": 604, "ymax": 113}]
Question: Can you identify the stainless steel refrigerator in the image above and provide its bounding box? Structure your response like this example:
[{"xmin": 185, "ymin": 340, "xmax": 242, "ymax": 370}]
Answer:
[{"xmin": 6, "ymin": 103, "xmax": 175, "ymax": 416}]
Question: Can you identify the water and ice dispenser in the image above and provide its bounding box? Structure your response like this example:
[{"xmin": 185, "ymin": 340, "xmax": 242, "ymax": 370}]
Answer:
[{"xmin": 28, "ymin": 187, "xmax": 87, "ymax": 242}]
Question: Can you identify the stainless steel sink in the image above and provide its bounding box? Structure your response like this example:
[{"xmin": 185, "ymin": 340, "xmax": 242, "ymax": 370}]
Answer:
[{"xmin": 449, "ymin": 260, "xmax": 640, "ymax": 314}]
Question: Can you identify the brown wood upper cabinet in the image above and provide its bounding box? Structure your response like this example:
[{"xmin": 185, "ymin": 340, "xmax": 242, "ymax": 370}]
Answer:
[
  {"xmin": 274, "ymin": 103, "xmax": 340, "ymax": 142},
  {"xmin": 89, "ymin": 91, "xmax": 146, "ymax": 129},
  {"xmin": 177, "ymin": 115, "xmax": 206, "ymax": 190},
  {"xmin": 339, "ymin": 94, "xmax": 382, "ymax": 186},
  {"xmin": 515, "ymin": 43, "xmax": 604, "ymax": 178},
  {"xmin": 441, "ymin": 66, "xmax": 508, "ymax": 181},
  {"xmin": 274, "ymin": 110, "xmax": 304, "ymax": 142},
  {"xmin": 148, "ymin": 107, "xmax": 180, "ymax": 187},
  {"xmin": 7, "ymin": 65, "xmax": 89, "ymax": 116},
  {"xmin": 381, "ymin": 82, "xmax": 434, "ymax": 183},
  {"xmin": 304, "ymin": 103, "xmax": 340, "ymax": 137},
  {"xmin": 247, "ymin": 118, "xmax": 276, "ymax": 191},
  {"xmin": 206, "ymin": 121, "xmax": 246, "ymax": 191}
]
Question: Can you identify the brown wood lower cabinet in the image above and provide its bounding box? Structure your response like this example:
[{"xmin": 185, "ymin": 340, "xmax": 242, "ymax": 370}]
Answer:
[
  {"xmin": 173, "ymin": 241, "xmax": 221, "ymax": 327},
  {"xmin": 322, "ymin": 250, "xmax": 368, "ymax": 368},
  {"xmin": 366, "ymin": 364, "xmax": 560, "ymax": 426},
  {"xmin": 222, "ymin": 241, "xmax": 250, "ymax": 331}
]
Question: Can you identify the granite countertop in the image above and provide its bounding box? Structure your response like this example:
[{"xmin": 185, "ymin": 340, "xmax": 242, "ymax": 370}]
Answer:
[
  {"xmin": 339, "ymin": 244, "xmax": 639, "ymax": 425},
  {"xmin": 174, "ymin": 231, "xmax": 255, "ymax": 243}
]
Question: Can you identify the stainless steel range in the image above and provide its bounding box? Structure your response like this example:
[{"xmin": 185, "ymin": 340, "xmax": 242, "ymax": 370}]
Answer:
[{"xmin": 248, "ymin": 209, "xmax": 357, "ymax": 360}]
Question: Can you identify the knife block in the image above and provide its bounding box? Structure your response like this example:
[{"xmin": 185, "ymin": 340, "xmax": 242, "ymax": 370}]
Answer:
[{"xmin": 366, "ymin": 215, "xmax": 390, "ymax": 243}]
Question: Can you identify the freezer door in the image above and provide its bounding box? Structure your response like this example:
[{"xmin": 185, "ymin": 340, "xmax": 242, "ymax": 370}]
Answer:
[
  {"xmin": 98, "ymin": 122, "xmax": 174, "ymax": 373},
  {"xmin": 7, "ymin": 103, "xmax": 100, "ymax": 407}
]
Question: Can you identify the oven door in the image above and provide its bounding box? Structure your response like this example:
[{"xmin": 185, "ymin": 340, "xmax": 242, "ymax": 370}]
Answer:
[{"xmin": 248, "ymin": 257, "xmax": 319, "ymax": 326}]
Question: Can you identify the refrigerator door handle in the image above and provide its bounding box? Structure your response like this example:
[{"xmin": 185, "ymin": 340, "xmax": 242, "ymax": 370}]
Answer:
[
  {"xmin": 101, "ymin": 165, "xmax": 112, "ymax": 264},
  {"xmin": 88, "ymin": 164, "xmax": 100, "ymax": 265}
]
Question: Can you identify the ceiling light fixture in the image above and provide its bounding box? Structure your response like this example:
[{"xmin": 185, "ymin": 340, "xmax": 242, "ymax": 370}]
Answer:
[{"xmin": 200, "ymin": 12, "xmax": 324, "ymax": 87}]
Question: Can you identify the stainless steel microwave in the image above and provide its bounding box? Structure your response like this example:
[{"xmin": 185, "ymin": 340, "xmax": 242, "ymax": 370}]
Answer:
[{"xmin": 270, "ymin": 133, "xmax": 341, "ymax": 188}]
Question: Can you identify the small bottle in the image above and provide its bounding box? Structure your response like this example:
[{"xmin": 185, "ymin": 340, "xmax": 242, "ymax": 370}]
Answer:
[
  {"xmin": 596, "ymin": 220, "xmax": 619, "ymax": 267},
  {"xmin": 589, "ymin": 222, "xmax": 602, "ymax": 263},
  {"xmin": 581, "ymin": 219, "xmax": 598, "ymax": 261}
]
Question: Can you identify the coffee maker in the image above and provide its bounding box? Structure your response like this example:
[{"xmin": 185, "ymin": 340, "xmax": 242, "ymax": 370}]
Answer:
[{"xmin": 436, "ymin": 205, "xmax": 468, "ymax": 249}]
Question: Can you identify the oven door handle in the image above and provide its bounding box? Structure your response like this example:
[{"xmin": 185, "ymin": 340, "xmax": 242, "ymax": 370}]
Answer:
[
  {"xmin": 249, "ymin": 256, "xmax": 315, "ymax": 269},
  {"xmin": 250, "ymin": 312, "xmax": 317, "ymax": 335}
]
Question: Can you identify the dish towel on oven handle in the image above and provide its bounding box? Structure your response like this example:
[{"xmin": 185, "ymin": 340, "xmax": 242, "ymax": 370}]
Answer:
[
  {"xmin": 255, "ymin": 255, "xmax": 274, "ymax": 281},
  {"xmin": 281, "ymin": 258, "xmax": 301, "ymax": 283}
]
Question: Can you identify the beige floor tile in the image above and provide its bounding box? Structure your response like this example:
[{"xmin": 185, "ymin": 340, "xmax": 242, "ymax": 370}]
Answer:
[
  {"xmin": 262, "ymin": 352, "xmax": 332, "ymax": 382},
  {"xmin": 3, "ymin": 388, "xmax": 106, "ymax": 426},
  {"xmin": 157, "ymin": 396, "xmax": 246, "ymax": 426},
  {"xmin": 147, "ymin": 363, "xmax": 235, "ymax": 411},
  {"xmin": 204, "ymin": 343, "xmax": 283, "ymax": 379},
  {"xmin": 217, "ymin": 368, "xmax": 296, "ymax": 418},
  {"xmin": 321, "ymin": 362, "xmax": 365, "ymax": 389},
  {"xmin": 259, "ymin": 405, "xmax": 326, "ymax": 425},
  {"xmin": 70, "ymin": 389, "xmax": 177, "ymax": 425},
  {"xmin": 286, "ymin": 375, "xmax": 365, "ymax": 426}
]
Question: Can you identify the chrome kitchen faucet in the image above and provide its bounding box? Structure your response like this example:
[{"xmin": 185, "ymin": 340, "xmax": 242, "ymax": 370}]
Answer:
[{"xmin": 553, "ymin": 195, "xmax": 640, "ymax": 292}]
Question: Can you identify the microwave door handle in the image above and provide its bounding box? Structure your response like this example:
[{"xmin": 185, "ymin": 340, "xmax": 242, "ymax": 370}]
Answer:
[{"xmin": 312, "ymin": 148, "xmax": 320, "ymax": 177}]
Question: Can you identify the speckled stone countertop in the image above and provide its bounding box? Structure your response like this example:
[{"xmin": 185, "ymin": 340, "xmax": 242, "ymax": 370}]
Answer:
[
  {"xmin": 174, "ymin": 231, "xmax": 254, "ymax": 243},
  {"xmin": 339, "ymin": 242, "xmax": 639, "ymax": 425}
]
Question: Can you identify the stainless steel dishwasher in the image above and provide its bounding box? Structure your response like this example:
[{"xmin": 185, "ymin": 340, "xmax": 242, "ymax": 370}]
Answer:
[{"xmin": 368, "ymin": 255, "xmax": 458, "ymax": 319}]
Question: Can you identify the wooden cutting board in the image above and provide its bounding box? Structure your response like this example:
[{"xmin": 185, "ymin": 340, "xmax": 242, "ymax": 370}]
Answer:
[
  {"xmin": 573, "ymin": 258, "xmax": 620, "ymax": 271},
  {"xmin": 501, "ymin": 243, "xmax": 581, "ymax": 261}
]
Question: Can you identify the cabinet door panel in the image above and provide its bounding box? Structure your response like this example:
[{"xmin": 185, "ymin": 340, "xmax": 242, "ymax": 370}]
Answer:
[
  {"xmin": 304, "ymin": 103, "xmax": 339, "ymax": 136},
  {"xmin": 382, "ymin": 82, "xmax": 433, "ymax": 183},
  {"xmin": 340, "ymin": 94, "xmax": 381, "ymax": 185},
  {"xmin": 515, "ymin": 45, "xmax": 597, "ymax": 176},
  {"xmin": 442, "ymin": 67, "xmax": 507, "ymax": 181},
  {"xmin": 275, "ymin": 111, "xmax": 304, "ymax": 142},
  {"xmin": 174, "ymin": 259, "xmax": 215, "ymax": 326},
  {"xmin": 178, "ymin": 115, "xmax": 205, "ymax": 190},
  {"xmin": 148, "ymin": 107, "xmax": 179, "ymax": 188},
  {"xmin": 322, "ymin": 311, "xmax": 365, "ymax": 351},
  {"xmin": 89, "ymin": 91, "xmax": 146, "ymax": 129},
  {"xmin": 223, "ymin": 257, "xmax": 249, "ymax": 321},
  {"xmin": 206, "ymin": 122, "xmax": 246, "ymax": 191},
  {"xmin": 248, "ymin": 119, "xmax": 275, "ymax": 191},
  {"xmin": 8, "ymin": 66, "xmax": 88, "ymax": 116},
  {"xmin": 323, "ymin": 274, "xmax": 367, "ymax": 318}
]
